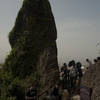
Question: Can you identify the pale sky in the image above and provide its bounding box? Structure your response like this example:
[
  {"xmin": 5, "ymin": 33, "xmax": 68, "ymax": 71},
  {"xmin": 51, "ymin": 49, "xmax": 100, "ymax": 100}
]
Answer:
[{"xmin": 0, "ymin": 0, "xmax": 100, "ymax": 65}]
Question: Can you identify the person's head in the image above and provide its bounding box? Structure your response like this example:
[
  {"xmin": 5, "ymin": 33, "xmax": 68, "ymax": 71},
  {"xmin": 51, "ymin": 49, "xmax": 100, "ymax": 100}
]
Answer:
[
  {"xmin": 71, "ymin": 60, "xmax": 75, "ymax": 66},
  {"xmin": 94, "ymin": 59, "xmax": 97, "ymax": 63},
  {"xmin": 63, "ymin": 63, "xmax": 67, "ymax": 66},
  {"xmin": 86, "ymin": 58, "xmax": 89, "ymax": 62},
  {"xmin": 68, "ymin": 61, "xmax": 72, "ymax": 67},
  {"xmin": 97, "ymin": 57, "xmax": 100, "ymax": 61},
  {"xmin": 68, "ymin": 60, "xmax": 75, "ymax": 67}
]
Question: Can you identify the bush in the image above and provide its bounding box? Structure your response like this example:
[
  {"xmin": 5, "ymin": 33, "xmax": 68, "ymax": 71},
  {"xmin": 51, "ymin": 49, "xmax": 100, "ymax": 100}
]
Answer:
[
  {"xmin": 0, "ymin": 71, "xmax": 25, "ymax": 100},
  {"xmin": 0, "ymin": 70, "xmax": 41, "ymax": 100}
]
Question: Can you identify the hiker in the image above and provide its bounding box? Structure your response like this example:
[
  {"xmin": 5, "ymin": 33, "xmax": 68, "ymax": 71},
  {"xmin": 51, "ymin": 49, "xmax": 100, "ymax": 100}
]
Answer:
[
  {"xmin": 60, "ymin": 63, "xmax": 71, "ymax": 90},
  {"xmin": 68, "ymin": 60, "xmax": 77, "ymax": 90},
  {"xmin": 60, "ymin": 63, "xmax": 68, "ymax": 89},
  {"xmin": 25, "ymin": 83, "xmax": 37, "ymax": 100},
  {"xmin": 76, "ymin": 62, "xmax": 83, "ymax": 80},
  {"xmin": 76, "ymin": 62, "xmax": 83, "ymax": 90},
  {"xmin": 51, "ymin": 84, "xmax": 61, "ymax": 100},
  {"xmin": 62, "ymin": 67, "xmax": 70, "ymax": 90},
  {"xmin": 61, "ymin": 63, "xmax": 67, "ymax": 72},
  {"xmin": 86, "ymin": 58, "xmax": 92, "ymax": 69},
  {"xmin": 93, "ymin": 59, "xmax": 97, "ymax": 65}
]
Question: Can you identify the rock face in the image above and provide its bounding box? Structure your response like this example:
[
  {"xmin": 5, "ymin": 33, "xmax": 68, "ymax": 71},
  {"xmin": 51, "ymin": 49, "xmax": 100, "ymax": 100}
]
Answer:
[
  {"xmin": 81, "ymin": 61, "xmax": 100, "ymax": 100},
  {"xmin": 4, "ymin": 0, "xmax": 59, "ymax": 89}
]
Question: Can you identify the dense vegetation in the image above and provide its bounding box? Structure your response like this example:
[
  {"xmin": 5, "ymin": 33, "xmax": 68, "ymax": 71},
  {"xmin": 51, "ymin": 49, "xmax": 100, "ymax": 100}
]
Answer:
[{"xmin": 0, "ymin": 0, "xmax": 58, "ymax": 99}]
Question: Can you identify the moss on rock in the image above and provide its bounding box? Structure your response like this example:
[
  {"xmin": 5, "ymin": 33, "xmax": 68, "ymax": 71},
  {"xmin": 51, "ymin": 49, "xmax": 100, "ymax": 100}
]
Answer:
[{"xmin": 1, "ymin": 0, "xmax": 59, "ymax": 99}]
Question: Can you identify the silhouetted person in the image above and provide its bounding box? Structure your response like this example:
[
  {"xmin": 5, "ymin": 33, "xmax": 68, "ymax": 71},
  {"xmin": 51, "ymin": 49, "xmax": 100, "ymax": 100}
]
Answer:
[
  {"xmin": 61, "ymin": 63, "xmax": 67, "ymax": 72},
  {"xmin": 60, "ymin": 63, "xmax": 68, "ymax": 89},
  {"xmin": 62, "ymin": 67, "xmax": 70, "ymax": 90},
  {"xmin": 68, "ymin": 60, "xmax": 77, "ymax": 89},
  {"xmin": 76, "ymin": 62, "xmax": 83, "ymax": 79},
  {"xmin": 86, "ymin": 58, "xmax": 92, "ymax": 69},
  {"xmin": 51, "ymin": 84, "xmax": 61, "ymax": 100},
  {"xmin": 76, "ymin": 62, "xmax": 83, "ymax": 89}
]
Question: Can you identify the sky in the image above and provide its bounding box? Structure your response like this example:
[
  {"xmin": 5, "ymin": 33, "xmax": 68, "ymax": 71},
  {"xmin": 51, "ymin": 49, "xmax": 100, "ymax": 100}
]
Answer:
[{"xmin": 0, "ymin": 0, "xmax": 100, "ymax": 65}]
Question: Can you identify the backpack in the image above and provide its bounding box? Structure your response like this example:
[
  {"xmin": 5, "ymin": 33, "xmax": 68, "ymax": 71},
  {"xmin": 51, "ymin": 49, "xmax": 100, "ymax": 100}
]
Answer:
[{"xmin": 69, "ymin": 66, "xmax": 77, "ymax": 77}]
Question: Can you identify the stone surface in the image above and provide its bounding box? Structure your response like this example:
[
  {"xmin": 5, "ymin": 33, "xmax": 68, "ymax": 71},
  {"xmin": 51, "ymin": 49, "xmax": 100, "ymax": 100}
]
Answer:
[
  {"xmin": 4, "ymin": 0, "xmax": 59, "ymax": 89},
  {"xmin": 81, "ymin": 61, "xmax": 100, "ymax": 100},
  {"xmin": 71, "ymin": 95, "xmax": 80, "ymax": 100},
  {"xmin": 62, "ymin": 90, "xmax": 69, "ymax": 100}
]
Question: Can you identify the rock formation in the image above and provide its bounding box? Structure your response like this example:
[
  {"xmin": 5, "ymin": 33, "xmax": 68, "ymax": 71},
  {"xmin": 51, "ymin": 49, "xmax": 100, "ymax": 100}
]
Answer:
[
  {"xmin": 81, "ymin": 61, "xmax": 100, "ymax": 100},
  {"xmin": 4, "ymin": 0, "xmax": 59, "ymax": 90}
]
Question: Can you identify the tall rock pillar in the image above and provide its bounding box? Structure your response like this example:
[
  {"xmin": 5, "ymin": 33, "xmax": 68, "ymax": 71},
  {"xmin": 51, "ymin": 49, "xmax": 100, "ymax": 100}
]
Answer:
[{"xmin": 4, "ymin": 0, "xmax": 59, "ymax": 89}]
